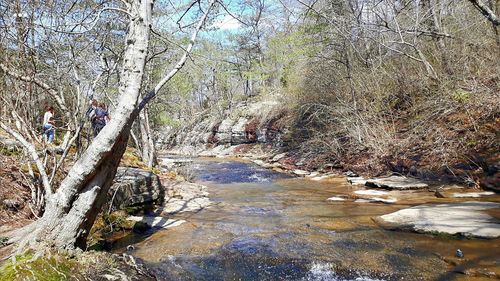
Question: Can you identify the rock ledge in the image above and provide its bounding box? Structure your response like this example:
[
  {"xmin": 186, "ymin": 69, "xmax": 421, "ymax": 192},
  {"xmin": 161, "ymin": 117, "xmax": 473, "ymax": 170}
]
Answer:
[
  {"xmin": 365, "ymin": 176, "xmax": 428, "ymax": 190},
  {"xmin": 375, "ymin": 201, "xmax": 500, "ymax": 238}
]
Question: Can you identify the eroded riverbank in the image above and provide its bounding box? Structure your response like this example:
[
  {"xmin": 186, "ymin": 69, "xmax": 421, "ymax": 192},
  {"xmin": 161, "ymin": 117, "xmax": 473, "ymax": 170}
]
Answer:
[{"xmin": 124, "ymin": 157, "xmax": 500, "ymax": 280}]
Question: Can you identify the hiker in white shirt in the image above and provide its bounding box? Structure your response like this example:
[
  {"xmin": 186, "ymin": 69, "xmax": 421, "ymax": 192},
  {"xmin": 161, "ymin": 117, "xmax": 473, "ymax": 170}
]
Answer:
[{"xmin": 43, "ymin": 106, "xmax": 55, "ymax": 143}]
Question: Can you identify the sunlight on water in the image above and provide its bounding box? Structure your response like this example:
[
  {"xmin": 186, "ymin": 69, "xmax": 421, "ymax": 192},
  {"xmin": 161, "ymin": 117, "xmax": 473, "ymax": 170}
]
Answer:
[{"xmin": 303, "ymin": 262, "xmax": 387, "ymax": 281}]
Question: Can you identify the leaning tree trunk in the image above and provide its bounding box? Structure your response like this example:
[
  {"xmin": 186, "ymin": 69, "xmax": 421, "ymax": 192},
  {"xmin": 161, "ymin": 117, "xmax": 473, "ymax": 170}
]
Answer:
[
  {"xmin": 16, "ymin": 0, "xmax": 152, "ymax": 250},
  {"xmin": 12, "ymin": 0, "xmax": 216, "ymax": 251}
]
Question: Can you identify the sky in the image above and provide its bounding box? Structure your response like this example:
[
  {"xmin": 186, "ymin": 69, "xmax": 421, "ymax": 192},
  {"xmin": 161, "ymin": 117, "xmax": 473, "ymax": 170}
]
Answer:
[
  {"xmin": 211, "ymin": 15, "xmax": 242, "ymax": 30},
  {"xmin": 155, "ymin": 0, "xmax": 303, "ymax": 42}
]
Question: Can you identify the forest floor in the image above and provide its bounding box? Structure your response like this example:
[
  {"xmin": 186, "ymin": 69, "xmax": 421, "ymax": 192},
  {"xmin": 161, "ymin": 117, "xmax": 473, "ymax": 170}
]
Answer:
[
  {"xmin": 0, "ymin": 147, "xmax": 210, "ymax": 280},
  {"xmin": 0, "ymin": 154, "xmax": 33, "ymax": 234},
  {"xmin": 0, "ymin": 151, "xmax": 160, "ymax": 280}
]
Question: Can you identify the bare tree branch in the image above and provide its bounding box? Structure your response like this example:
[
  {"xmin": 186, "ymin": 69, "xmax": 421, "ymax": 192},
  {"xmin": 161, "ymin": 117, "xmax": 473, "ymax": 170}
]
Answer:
[
  {"xmin": 138, "ymin": 0, "xmax": 217, "ymax": 110},
  {"xmin": 0, "ymin": 122, "xmax": 52, "ymax": 196},
  {"xmin": 468, "ymin": 0, "xmax": 500, "ymax": 26},
  {"xmin": 0, "ymin": 63, "xmax": 68, "ymax": 112}
]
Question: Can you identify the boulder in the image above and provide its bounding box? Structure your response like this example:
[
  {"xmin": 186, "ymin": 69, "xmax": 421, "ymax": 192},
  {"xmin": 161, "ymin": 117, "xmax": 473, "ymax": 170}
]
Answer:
[
  {"xmin": 375, "ymin": 201, "xmax": 500, "ymax": 238},
  {"xmin": 110, "ymin": 167, "xmax": 163, "ymax": 209},
  {"xmin": 0, "ymin": 135, "xmax": 21, "ymax": 152},
  {"xmin": 365, "ymin": 176, "xmax": 428, "ymax": 190}
]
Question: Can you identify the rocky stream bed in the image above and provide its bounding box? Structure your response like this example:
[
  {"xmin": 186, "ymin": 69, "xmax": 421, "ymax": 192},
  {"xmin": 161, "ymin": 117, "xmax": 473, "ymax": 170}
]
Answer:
[{"xmin": 109, "ymin": 155, "xmax": 500, "ymax": 280}]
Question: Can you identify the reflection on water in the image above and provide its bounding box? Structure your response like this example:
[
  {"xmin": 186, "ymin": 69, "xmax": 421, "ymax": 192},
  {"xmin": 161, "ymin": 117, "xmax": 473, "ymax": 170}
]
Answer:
[
  {"xmin": 192, "ymin": 160, "xmax": 292, "ymax": 184},
  {"xmin": 126, "ymin": 158, "xmax": 500, "ymax": 280}
]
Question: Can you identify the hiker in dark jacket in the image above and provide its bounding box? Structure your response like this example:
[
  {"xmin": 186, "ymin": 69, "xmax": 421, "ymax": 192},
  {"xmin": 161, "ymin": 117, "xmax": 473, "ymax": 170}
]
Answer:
[{"xmin": 93, "ymin": 102, "xmax": 110, "ymax": 137}]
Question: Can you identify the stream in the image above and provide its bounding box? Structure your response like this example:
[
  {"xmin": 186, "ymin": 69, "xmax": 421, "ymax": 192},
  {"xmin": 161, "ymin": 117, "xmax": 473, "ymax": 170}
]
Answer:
[{"xmin": 123, "ymin": 157, "xmax": 500, "ymax": 280}]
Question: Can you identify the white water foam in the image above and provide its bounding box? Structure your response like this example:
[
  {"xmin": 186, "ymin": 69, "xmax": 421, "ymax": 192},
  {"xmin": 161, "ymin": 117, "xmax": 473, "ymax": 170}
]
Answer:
[
  {"xmin": 303, "ymin": 262, "xmax": 386, "ymax": 281},
  {"xmin": 304, "ymin": 262, "xmax": 337, "ymax": 281},
  {"xmin": 248, "ymin": 173, "xmax": 270, "ymax": 182},
  {"xmin": 166, "ymin": 255, "xmax": 183, "ymax": 269}
]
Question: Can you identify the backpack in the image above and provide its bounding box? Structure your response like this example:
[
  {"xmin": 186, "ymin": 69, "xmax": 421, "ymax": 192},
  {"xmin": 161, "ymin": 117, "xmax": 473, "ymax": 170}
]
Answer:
[
  {"xmin": 86, "ymin": 106, "xmax": 96, "ymax": 122},
  {"xmin": 94, "ymin": 107, "xmax": 107, "ymax": 124}
]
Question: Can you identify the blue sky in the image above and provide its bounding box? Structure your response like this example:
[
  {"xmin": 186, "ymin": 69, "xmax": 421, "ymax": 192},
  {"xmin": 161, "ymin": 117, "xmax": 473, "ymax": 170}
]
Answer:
[{"xmin": 155, "ymin": 0, "xmax": 301, "ymax": 43}]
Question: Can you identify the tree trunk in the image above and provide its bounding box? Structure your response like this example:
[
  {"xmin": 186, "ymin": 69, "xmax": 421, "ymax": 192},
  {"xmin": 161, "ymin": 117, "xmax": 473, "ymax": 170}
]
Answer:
[
  {"xmin": 428, "ymin": 0, "xmax": 452, "ymax": 74},
  {"xmin": 138, "ymin": 107, "xmax": 157, "ymax": 168},
  {"xmin": 10, "ymin": 0, "xmax": 216, "ymax": 251},
  {"xmin": 16, "ymin": 0, "xmax": 152, "ymax": 250}
]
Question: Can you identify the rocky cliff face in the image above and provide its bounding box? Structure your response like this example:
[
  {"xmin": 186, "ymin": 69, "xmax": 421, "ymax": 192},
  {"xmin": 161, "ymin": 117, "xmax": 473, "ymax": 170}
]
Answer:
[{"xmin": 157, "ymin": 100, "xmax": 288, "ymax": 155}]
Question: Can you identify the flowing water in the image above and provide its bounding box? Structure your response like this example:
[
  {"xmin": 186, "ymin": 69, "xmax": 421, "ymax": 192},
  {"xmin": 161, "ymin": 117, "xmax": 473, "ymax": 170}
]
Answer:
[{"xmin": 121, "ymin": 157, "xmax": 500, "ymax": 280}]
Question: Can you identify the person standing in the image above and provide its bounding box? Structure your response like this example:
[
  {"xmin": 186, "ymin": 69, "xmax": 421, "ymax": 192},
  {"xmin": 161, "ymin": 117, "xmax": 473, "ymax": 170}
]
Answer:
[
  {"xmin": 43, "ymin": 106, "xmax": 55, "ymax": 143},
  {"xmin": 93, "ymin": 102, "xmax": 110, "ymax": 137}
]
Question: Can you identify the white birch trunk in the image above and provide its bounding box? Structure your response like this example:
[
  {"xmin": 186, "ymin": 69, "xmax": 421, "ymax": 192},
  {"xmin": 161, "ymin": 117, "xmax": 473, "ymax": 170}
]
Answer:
[
  {"xmin": 12, "ymin": 0, "xmax": 216, "ymax": 251},
  {"xmin": 17, "ymin": 0, "xmax": 152, "ymax": 249}
]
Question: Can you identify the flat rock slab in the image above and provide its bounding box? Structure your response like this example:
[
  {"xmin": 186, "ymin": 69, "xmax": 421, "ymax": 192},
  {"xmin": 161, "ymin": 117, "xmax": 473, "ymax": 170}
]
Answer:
[
  {"xmin": 161, "ymin": 197, "xmax": 211, "ymax": 214},
  {"xmin": 375, "ymin": 201, "xmax": 500, "ymax": 238},
  {"xmin": 453, "ymin": 192, "xmax": 495, "ymax": 198},
  {"xmin": 354, "ymin": 190, "xmax": 389, "ymax": 196},
  {"xmin": 355, "ymin": 197, "xmax": 397, "ymax": 204},
  {"xmin": 127, "ymin": 216, "xmax": 186, "ymax": 229},
  {"xmin": 161, "ymin": 180, "xmax": 211, "ymax": 214},
  {"xmin": 365, "ymin": 176, "xmax": 428, "ymax": 190}
]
